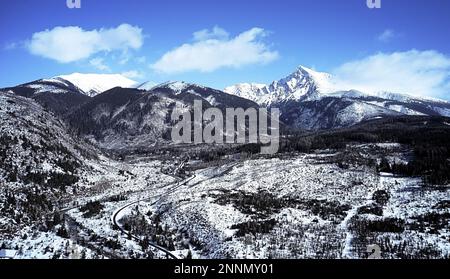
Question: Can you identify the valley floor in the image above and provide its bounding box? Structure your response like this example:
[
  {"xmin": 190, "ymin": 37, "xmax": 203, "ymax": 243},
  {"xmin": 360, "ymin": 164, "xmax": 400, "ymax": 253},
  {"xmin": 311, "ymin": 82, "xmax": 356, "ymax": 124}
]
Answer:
[{"xmin": 2, "ymin": 146, "xmax": 449, "ymax": 259}]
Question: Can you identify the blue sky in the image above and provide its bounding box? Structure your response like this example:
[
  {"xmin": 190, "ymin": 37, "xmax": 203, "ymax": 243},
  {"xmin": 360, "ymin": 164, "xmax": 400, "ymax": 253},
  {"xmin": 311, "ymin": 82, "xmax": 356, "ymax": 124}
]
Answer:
[{"xmin": 1, "ymin": 0, "xmax": 450, "ymax": 98}]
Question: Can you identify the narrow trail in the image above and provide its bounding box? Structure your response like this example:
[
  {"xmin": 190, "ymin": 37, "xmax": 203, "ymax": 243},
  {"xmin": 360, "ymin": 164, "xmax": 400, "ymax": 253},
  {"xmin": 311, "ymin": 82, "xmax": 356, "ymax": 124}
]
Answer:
[{"xmin": 340, "ymin": 173, "xmax": 394, "ymax": 259}]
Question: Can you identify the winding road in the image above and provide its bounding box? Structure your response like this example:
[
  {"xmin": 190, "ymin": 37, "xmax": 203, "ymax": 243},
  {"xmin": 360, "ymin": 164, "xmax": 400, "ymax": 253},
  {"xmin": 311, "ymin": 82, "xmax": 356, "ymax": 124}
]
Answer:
[
  {"xmin": 111, "ymin": 175, "xmax": 197, "ymax": 259},
  {"xmin": 110, "ymin": 161, "xmax": 239, "ymax": 259},
  {"xmin": 111, "ymin": 198, "xmax": 179, "ymax": 259}
]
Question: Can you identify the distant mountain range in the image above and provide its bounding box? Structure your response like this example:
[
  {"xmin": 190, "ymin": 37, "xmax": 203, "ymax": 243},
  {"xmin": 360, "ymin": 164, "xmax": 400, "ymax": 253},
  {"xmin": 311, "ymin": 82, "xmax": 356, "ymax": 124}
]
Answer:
[
  {"xmin": 225, "ymin": 66, "xmax": 450, "ymax": 129},
  {"xmin": 2, "ymin": 68, "xmax": 450, "ymax": 148},
  {"xmin": 1, "ymin": 76, "xmax": 258, "ymax": 150},
  {"xmin": 68, "ymin": 81, "xmax": 257, "ymax": 150}
]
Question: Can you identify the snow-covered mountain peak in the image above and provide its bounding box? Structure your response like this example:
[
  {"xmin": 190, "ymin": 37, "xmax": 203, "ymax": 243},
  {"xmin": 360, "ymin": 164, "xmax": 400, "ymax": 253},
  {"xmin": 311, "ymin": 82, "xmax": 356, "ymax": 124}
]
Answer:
[
  {"xmin": 155, "ymin": 81, "xmax": 199, "ymax": 94},
  {"xmin": 225, "ymin": 65, "xmax": 335, "ymax": 106},
  {"xmin": 290, "ymin": 65, "xmax": 320, "ymax": 78},
  {"xmin": 19, "ymin": 77, "xmax": 80, "ymax": 95},
  {"xmin": 223, "ymin": 83, "xmax": 268, "ymax": 101},
  {"xmin": 296, "ymin": 66, "xmax": 337, "ymax": 93},
  {"xmin": 225, "ymin": 65, "xmax": 450, "ymax": 107},
  {"xmin": 56, "ymin": 73, "xmax": 137, "ymax": 97}
]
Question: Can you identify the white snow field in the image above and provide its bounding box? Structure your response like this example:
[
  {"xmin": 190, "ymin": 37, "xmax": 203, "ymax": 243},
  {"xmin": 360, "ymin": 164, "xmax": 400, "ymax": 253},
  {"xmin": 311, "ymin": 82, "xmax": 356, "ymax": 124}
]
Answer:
[{"xmin": 2, "ymin": 150, "xmax": 449, "ymax": 259}]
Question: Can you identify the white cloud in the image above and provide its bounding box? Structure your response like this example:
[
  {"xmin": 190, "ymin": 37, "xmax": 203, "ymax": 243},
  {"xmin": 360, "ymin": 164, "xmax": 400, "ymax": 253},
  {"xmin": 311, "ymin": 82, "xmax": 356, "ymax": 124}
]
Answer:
[
  {"xmin": 4, "ymin": 42, "xmax": 18, "ymax": 50},
  {"xmin": 89, "ymin": 57, "xmax": 110, "ymax": 71},
  {"xmin": 151, "ymin": 27, "xmax": 279, "ymax": 74},
  {"xmin": 193, "ymin": 26, "xmax": 229, "ymax": 41},
  {"xmin": 27, "ymin": 24, "xmax": 144, "ymax": 63},
  {"xmin": 332, "ymin": 50, "xmax": 450, "ymax": 98},
  {"xmin": 377, "ymin": 29, "xmax": 396, "ymax": 42},
  {"xmin": 118, "ymin": 50, "xmax": 132, "ymax": 65}
]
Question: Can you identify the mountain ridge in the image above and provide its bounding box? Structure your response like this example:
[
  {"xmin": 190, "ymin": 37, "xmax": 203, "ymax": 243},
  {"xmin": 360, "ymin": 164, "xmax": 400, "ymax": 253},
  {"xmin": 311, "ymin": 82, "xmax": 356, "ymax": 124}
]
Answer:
[
  {"xmin": 2, "ymin": 69, "xmax": 450, "ymax": 132},
  {"xmin": 225, "ymin": 65, "xmax": 449, "ymax": 106},
  {"xmin": 224, "ymin": 66, "xmax": 450, "ymax": 130}
]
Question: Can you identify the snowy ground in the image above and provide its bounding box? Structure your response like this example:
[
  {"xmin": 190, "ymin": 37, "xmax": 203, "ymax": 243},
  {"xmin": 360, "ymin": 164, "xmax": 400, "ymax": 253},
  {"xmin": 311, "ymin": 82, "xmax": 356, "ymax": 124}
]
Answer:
[
  {"xmin": 106, "ymin": 151, "xmax": 449, "ymax": 259},
  {"xmin": 2, "ymin": 147, "xmax": 449, "ymax": 259}
]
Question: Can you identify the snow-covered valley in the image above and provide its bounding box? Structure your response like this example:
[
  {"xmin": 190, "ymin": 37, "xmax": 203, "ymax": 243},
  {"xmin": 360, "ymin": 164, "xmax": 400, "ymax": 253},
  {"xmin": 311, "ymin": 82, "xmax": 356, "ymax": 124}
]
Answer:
[
  {"xmin": 2, "ymin": 144, "xmax": 449, "ymax": 259},
  {"xmin": 1, "ymin": 73, "xmax": 450, "ymax": 260}
]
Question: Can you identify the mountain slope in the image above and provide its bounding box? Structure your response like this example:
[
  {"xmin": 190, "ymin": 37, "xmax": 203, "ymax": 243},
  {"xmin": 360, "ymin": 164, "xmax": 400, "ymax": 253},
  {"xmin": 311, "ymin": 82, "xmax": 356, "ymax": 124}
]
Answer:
[
  {"xmin": 68, "ymin": 82, "xmax": 260, "ymax": 150},
  {"xmin": 0, "ymin": 73, "xmax": 150, "ymax": 115},
  {"xmin": 225, "ymin": 66, "xmax": 450, "ymax": 130},
  {"xmin": 67, "ymin": 87, "xmax": 146, "ymax": 139},
  {"xmin": 0, "ymin": 91, "xmax": 99, "ymax": 231},
  {"xmin": 1, "ymin": 78, "xmax": 91, "ymax": 115},
  {"xmin": 279, "ymin": 97, "xmax": 401, "ymax": 130},
  {"xmin": 152, "ymin": 81, "xmax": 259, "ymax": 109}
]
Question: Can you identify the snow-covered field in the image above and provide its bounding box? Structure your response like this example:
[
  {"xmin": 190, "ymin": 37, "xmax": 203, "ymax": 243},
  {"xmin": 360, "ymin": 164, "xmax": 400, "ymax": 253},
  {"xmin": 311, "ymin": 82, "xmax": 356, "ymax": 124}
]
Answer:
[
  {"xmin": 56, "ymin": 152, "xmax": 449, "ymax": 259},
  {"xmin": 1, "ymin": 143, "xmax": 449, "ymax": 259}
]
